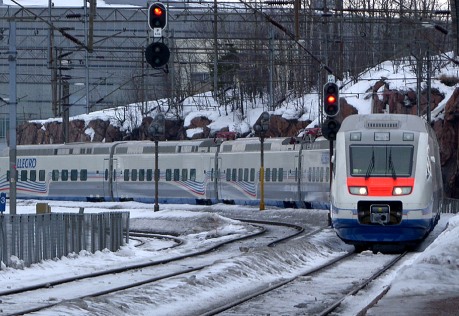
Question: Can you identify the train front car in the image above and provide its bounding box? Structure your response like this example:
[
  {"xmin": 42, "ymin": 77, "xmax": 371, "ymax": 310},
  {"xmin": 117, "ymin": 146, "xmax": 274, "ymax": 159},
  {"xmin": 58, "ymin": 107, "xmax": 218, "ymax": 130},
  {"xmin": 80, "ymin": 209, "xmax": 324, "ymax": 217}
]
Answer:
[{"xmin": 330, "ymin": 114, "xmax": 442, "ymax": 250}]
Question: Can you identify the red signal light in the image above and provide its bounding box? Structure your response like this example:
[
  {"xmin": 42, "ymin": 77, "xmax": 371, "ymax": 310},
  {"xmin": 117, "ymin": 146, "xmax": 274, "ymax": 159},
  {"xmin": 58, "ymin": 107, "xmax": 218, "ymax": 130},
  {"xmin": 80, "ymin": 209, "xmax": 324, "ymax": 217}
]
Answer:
[
  {"xmin": 153, "ymin": 7, "xmax": 163, "ymax": 16},
  {"xmin": 327, "ymin": 95, "xmax": 336, "ymax": 104}
]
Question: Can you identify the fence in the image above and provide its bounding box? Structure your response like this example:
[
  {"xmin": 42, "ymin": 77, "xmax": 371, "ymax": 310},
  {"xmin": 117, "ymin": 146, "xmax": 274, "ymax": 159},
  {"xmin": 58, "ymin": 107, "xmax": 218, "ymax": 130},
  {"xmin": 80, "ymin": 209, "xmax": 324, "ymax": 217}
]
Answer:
[
  {"xmin": 440, "ymin": 198, "xmax": 459, "ymax": 214},
  {"xmin": 0, "ymin": 212, "xmax": 130, "ymax": 268}
]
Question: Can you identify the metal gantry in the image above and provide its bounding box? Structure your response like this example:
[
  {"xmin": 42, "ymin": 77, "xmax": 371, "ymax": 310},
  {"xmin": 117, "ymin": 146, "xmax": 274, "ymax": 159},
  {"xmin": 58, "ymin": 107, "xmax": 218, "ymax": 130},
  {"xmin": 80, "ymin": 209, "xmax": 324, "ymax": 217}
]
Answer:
[{"xmin": 0, "ymin": 1, "xmax": 453, "ymax": 134}]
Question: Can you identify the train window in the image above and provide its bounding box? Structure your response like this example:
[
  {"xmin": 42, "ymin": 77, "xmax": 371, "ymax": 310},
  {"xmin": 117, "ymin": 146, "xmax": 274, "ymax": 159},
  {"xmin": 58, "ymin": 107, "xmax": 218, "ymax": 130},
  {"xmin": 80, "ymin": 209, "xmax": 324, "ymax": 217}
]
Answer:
[
  {"xmin": 52, "ymin": 170, "xmax": 59, "ymax": 181},
  {"xmin": 250, "ymin": 168, "xmax": 255, "ymax": 182},
  {"xmin": 278, "ymin": 168, "xmax": 284, "ymax": 182},
  {"xmin": 30, "ymin": 170, "xmax": 37, "ymax": 182},
  {"xmin": 272, "ymin": 168, "xmax": 277, "ymax": 182},
  {"xmin": 226, "ymin": 168, "xmax": 231, "ymax": 181},
  {"xmin": 173, "ymin": 169, "xmax": 180, "ymax": 181},
  {"xmin": 325, "ymin": 167, "xmax": 330, "ymax": 182},
  {"xmin": 39, "ymin": 170, "xmax": 45, "ymax": 181},
  {"xmin": 165, "ymin": 169, "xmax": 171, "ymax": 181},
  {"xmin": 80, "ymin": 169, "xmax": 87, "ymax": 181},
  {"xmin": 71, "ymin": 169, "xmax": 78, "ymax": 181},
  {"xmin": 190, "ymin": 169, "xmax": 196, "ymax": 181},
  {"xmin": 244, "ymin": 168, "xmax": 249, "ymax": 182},
  {"xmin": 265, "ymin": 168, "xmax": 271, "ymax": 182},
  {"xmin": 132, "ymin": 169, "xmax": 138, "ymax": 181},
  {"xmin": 238, "ymin": 168, "xmax": 243, "ymax": 181},
  {"xmin": 147, "ymin": 169, "xmax": 153, "ymax": 181},
  {"xmin": 210, "ymin": 168, "xmax": 214, "ymax": 182},
  {"xmin": 182, "ymin": 169, "xmax": 188, "ymax": 181},
  {"xmin": 350, "ymin": 145, "xmax": 414, "ymax": 177},
  {"xmin": 232, "ymin": 169, "xmax": 237, "ymax": 181},
  {"xmin": 124, "ymin": 169, "xmax": 130, "ymax": 181},
  {"xmin": 61, "ymin": 170, "xmax": 69, "ymax": 181},
  {"xmin": 308, "ymin": 167, "xmax": 312, "ymax": 182},
  {"xmin": 20, "ymin": 170, "xmax": 27, "ymax": 181},
  {"xmin": 320, "ymin": 167, "xmax": 324, "ymax": 182},
  {"xmin": 139, "ymin": 169, "xmax": 145, "ymax": 181},
  {"xmin": 315, "ymin": 167, "xmax": 320, "ymax": 182},
  {"xmin": 105, "ymin": 169, "xmax": 109, "ymax": 181}
]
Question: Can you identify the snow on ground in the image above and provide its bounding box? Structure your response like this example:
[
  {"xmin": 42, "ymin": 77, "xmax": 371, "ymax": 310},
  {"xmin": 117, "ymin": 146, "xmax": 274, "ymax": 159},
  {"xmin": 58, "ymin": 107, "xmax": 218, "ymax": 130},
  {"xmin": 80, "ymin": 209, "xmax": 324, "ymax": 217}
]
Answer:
[{"xmin": 0, "ymin": 200, "xmax": 458, "ymax": 315}]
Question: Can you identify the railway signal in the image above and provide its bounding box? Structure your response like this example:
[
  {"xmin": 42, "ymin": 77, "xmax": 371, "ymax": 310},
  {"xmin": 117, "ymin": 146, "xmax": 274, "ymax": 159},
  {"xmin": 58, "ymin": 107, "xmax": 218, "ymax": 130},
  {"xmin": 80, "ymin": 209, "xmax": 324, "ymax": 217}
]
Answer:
[
  {"xmin": 145, "ymin": 42, "xmax": 170, "ymax": 68},
  {"xmin": 323, "ymin": 82, "xmax": 340, "ymax": 117},
  {"xmin": 149, "ymin": 113, "xmax": 166, "ymax": 137},
  {"xmin": 150, "ymin": 113, "xmax": 166, "ymax": 212},
  {"xmin": 321, "ymin": 117, "xmax": 341, "ymax": 141},
  {"xmin": 148, "ymin": 2, "xmax": 167, "ymax": 30},
  {"xmin": 145, "ymin": 3, "xmax": 170, "ymax": 68},
  {"xmin": 253, "ymin": 111, "xmax": 270, "ymax": 211},
  {"xmin": 254, "ymin": 111, "xmax": 270, "ymax": 137}
]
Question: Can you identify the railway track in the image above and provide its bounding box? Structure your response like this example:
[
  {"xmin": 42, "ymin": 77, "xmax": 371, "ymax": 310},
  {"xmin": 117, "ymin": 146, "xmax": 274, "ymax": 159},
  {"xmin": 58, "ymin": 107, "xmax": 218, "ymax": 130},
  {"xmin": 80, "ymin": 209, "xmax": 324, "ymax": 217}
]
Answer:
[
  {"xmin": 0, "ymin": 219, "xmax": 305, "ymax": 316},
  {"xmin": 210, "ymin": 251, "xmax": 408, "ymax": 315}
]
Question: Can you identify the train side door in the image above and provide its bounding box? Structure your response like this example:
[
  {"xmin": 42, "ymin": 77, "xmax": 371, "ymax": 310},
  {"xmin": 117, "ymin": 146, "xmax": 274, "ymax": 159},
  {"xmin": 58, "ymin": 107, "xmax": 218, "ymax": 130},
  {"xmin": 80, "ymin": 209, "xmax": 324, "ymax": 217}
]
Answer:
[
  {"xmin": 295, "ymin": 153, "xmax": 303, "ymax": 203},
  {"xmin": 103, "ymin": 158, "xmax": 118, "ymax": 201}
]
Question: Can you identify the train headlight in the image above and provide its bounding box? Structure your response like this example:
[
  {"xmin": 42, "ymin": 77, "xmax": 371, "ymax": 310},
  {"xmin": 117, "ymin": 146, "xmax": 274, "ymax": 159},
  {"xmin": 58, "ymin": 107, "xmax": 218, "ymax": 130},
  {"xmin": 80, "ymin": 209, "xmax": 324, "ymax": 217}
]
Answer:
[
  {"xmin": 393, "ymin": 186, "xmax": 412, "ymax": 195},
  {"xmin": 349, "ymin": 186, "xmax": 368, "ymax": 195}
]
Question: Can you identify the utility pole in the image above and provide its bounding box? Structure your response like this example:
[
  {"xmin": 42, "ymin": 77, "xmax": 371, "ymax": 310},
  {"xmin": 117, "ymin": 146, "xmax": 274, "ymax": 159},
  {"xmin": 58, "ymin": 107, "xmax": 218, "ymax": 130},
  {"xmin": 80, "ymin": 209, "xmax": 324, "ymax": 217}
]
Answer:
[
  {"xmin": 268, "ymin": 28, "xmax": 274, "ymax": 112},
  {"xmin": 213, "ymin": 0, "xmax": 218, "ymax": 99},
  {"xmin": 294, "ymin": 0, "xmax": 300, "ymax": 41},
  {"xmin": 8, "ymin": 20, "xmax": 17, "ymax": 215}
]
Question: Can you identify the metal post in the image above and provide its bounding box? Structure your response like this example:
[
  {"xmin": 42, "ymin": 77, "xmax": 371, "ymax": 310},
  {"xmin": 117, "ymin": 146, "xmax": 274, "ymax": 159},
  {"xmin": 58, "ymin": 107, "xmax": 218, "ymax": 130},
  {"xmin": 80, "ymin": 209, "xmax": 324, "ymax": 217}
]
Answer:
[
  {"xmin": 294, "ymin": 0, "xmax": 300, "ymax": 41},
  {"xmin": 260, "ymin": 136, "xmax": 265, "ymax": 211},
  {"xmin": 63, "ymin": 80, "xmax": 70, "ymax": 143},
  {"xmin": 416, "ymin": 57, "xmax": 422, "ymax": 116},
  {"xmin": 213, "ymin": 0, "xmax": 218, "ymax": 99},
  {"xmin": 149, "ymin": 113, "xmax": 165, "ymax": 212},
  {"xmin": 154, "ymin": 139, "xmax": 159, "ymax": 212},
  {"xmin": 329, "ymin": 140, "xmax": 333, "ymax": 190},
  {"xmin": 8, "ymin": 20, "xmax": 17, "ymax": 215},
  {"xmin": 84, "ymin": 0, "xmax": 91, "ymax": 113},
  {"xmin": 254, "ymin": 112, "xmax": 270, "ymax": 211},
  {"xmin": 328, "ymin": 139, "xmax": 335, "ymax": 226},
  {"xmin": 268, "ymin": 28, "xmax": 274, "ymax": 112},
  {"xmin": 427, "ymin": 50, "xmax": 431, "ymax": 124}
]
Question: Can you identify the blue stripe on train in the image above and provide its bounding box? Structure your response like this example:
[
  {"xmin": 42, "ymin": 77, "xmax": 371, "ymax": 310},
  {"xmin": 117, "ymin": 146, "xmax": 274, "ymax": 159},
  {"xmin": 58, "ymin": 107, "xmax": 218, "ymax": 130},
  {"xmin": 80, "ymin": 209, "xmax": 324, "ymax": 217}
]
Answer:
[{"xmin": 332, "ymin": 217, "xmax": 434, "ymax": 243}]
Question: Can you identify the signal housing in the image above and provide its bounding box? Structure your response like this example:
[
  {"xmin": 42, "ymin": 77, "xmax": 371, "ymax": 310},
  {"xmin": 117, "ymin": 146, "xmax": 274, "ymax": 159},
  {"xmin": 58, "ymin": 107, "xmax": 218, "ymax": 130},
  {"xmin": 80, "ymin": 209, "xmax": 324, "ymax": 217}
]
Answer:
[{"xmin": 323, "ymin": 82, "xmax": 340, "ymax": 117}]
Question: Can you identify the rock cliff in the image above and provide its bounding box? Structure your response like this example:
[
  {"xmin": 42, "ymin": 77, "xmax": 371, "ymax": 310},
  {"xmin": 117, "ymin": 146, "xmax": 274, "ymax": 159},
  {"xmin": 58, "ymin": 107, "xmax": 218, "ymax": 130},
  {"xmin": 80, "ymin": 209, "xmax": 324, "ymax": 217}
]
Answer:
[{"xmin": 14, "ymin": 84, "xmax": 459, "ymax": 198}]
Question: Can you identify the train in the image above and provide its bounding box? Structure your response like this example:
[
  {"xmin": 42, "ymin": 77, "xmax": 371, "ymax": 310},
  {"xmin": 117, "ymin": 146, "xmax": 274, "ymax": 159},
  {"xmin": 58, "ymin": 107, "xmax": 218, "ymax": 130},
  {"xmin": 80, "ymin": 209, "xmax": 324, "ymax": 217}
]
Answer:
[
  {"xmin": 0, "ymin": 137, "xmax": 330, "ymax": 209},
  {"xmin": 330, "ymin": 114, "xmax": 443, "ymax": 250}
]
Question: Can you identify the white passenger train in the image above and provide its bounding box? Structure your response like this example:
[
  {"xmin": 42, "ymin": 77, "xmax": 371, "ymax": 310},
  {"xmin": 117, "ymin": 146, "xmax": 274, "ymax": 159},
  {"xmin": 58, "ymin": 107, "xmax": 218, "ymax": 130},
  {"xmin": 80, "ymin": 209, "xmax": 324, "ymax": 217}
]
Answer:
[
  {"xmin": 0, "ymin": 137, "xmax": 330, "ymax": 208},
  {"xmin": 330, "ymin": 114, "xmax": 443, "ymax": 249}
]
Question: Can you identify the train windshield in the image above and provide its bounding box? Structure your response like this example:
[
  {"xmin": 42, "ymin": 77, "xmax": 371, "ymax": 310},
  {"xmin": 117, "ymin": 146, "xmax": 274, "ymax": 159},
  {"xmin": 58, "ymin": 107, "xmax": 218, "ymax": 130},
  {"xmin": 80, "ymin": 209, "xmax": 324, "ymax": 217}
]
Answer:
[{"xmin": 349, "ymin": 145, "xmax": 413, "ymax": 177}]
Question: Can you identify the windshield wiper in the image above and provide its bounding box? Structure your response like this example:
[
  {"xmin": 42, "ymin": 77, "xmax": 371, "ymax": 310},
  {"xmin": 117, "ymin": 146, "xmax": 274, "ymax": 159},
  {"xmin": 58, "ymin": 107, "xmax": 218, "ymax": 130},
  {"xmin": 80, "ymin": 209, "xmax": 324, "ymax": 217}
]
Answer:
[
  {"xmin": 388, "ymin": 149, "xmax": 397, "ymax": 179},
  {"xmin": 365, "ymin": 149, "xmax": 375, "ymax": 179}
]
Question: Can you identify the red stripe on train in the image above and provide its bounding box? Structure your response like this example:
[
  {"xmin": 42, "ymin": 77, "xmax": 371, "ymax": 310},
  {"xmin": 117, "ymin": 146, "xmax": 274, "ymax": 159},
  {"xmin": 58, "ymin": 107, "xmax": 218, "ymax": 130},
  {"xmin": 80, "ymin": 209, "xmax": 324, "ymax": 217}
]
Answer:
[{"xmin": 347, "ymin": 177, "xmax": 414, "ymax": 196}]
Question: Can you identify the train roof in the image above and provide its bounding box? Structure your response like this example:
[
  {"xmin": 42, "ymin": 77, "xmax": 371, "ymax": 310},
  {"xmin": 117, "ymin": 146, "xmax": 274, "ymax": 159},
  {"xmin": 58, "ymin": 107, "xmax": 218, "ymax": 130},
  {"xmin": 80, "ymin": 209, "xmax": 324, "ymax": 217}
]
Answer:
[
  {"xmin": 219, "ymin": 137, "xmax": 328, "ymax": 152},
  {"xmin": 338, "ymin": 114, "xmax": 429, "ymax": 133},
  {"xmin": 1, "ymin": 136, "xmax": 329, "ymax": 157},
  {"xmin": 1, "ymin": 140, "xmax": 222, "ymax": 157}
]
